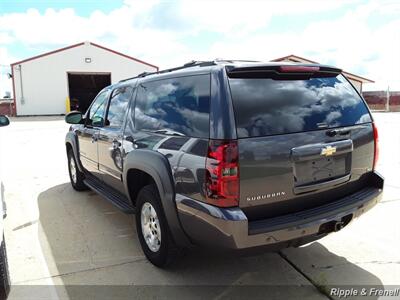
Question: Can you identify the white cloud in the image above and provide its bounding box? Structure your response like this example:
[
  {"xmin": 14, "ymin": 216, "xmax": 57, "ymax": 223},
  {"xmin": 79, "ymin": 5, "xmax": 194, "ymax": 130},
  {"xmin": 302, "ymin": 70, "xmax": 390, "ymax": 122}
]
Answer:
[
  {"xmin": 0, "ymin": 0, "xmax": 398, "ymax": 93},
  {"xmin": 0, "ymin": 32, "xmax": 14, "ymax": 44},
  {"xmin": 207, "ymin": 1, "xmax": 400, "ymax": 90},
  {"xmin": 179, "ymin": 0, "xmax": 353, "ymax": 35},
  {"xmin": 0, "ymin": 47, "xmax": 17, "ymax": 65},
  {"xmin": 0, "ymin": 47, "xmax": 17, "ymax": 97}
]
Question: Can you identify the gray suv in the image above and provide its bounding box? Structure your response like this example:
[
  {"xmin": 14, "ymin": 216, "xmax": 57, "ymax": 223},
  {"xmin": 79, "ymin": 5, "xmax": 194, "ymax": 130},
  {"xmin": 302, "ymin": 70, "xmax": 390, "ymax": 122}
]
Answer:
[{"xmin": 65, "ymin": 60, "xmax": 384, "ymax": 267}]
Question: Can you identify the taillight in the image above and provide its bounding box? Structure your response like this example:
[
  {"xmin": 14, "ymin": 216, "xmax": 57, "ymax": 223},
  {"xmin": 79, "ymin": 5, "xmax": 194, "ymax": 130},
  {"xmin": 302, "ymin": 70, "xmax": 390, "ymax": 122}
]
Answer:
[
  {"xmin": 373, "ymin": 123, "xmax": 379, "ymax": 170},
  {"xmin": 205, "ymin": 140, "xmax": 239, "ymax": 207},
  {"xmin": 279, "ymin": 66, "xmax": 320, "ymax": 73}
]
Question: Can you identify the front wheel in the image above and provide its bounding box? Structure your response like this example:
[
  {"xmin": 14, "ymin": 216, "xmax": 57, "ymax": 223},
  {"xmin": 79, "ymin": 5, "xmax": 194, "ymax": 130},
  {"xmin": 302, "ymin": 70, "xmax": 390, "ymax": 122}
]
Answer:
[
  {"xmin": 135, "ymin": 184, "xmax": 181, "ymax": 267},
  {"xmin": 67, "ymin": 149, "xmax": 87, "ymax": 191}
]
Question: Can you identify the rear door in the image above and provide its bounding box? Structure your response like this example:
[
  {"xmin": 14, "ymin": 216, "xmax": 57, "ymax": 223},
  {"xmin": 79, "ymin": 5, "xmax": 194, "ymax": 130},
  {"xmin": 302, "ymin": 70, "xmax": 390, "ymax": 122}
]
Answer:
[
  {"xmin": 77, "ymin": 89, "xmax": 109, "ymax": 178},
  {"xmin": 227, "ymin": 66, "xmax": 375, "ymax": 220},
  {"xmin": 124, "ymin": 74, "xmax": 211, "ymax": 202},
  {"xmin": 98, "ymin": 85, "xmax": 133, "ymax": 194}
]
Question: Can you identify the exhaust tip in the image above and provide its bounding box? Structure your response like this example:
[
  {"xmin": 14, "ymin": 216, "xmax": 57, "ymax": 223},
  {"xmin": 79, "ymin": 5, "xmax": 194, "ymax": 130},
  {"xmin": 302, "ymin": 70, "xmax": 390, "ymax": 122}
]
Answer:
[{"xmin": 334, "ymin": 221, "xmax": 344, "ymax": 232}]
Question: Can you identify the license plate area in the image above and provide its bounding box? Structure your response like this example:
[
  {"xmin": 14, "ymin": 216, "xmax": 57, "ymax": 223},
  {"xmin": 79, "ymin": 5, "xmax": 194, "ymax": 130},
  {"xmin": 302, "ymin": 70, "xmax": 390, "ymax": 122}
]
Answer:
[
  {"xmin": 291, "ymin": 139, "xmax": 353, "ymax": 192},
  {"xmin": 294, "ymin": 153, "xmax": 351, "ymax": 186}
]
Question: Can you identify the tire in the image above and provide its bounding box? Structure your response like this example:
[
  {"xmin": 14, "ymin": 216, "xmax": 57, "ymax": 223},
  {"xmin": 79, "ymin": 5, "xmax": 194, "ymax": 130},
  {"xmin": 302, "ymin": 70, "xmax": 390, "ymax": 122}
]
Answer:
[
  {"xmin": 0, "ymin": 236, "xmax": 10, "ymax": 300},
  {"xmin": 135, "ymin": 184, "xmax": 181, "ymax": 268},
  {"xmin": 67, "ymin": 149, "xmax": 88, "ymax": 191}
]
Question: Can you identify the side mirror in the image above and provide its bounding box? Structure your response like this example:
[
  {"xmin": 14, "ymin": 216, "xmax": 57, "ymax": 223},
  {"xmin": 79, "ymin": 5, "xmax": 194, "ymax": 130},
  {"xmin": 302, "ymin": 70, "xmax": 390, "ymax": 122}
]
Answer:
[
  {"xmin": 0, "ymin": 115, "xmax": 10, "ymax": 127},
  {"xmin": 65, "ymin": 111, "xmax": 83, "ymax": 124}
]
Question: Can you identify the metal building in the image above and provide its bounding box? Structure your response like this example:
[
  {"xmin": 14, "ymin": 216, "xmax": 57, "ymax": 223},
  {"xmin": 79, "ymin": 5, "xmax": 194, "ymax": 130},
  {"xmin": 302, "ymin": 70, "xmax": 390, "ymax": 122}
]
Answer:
[{"xmin": 10, "ymin": 41, "xmax": 158, "ymax": 116}]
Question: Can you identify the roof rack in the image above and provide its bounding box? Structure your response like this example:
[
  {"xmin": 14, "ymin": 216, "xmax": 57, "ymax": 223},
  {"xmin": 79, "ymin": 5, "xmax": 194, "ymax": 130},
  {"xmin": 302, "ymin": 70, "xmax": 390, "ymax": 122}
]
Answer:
[
  {"xmin": 118, "ymin": 59, "xmax": 261, "ymax": 83},
  {"xmin": 214, "ymin": 59, "xmax": 260, "ymax": 63},
  {"xmin": 119, "ymin": 60, "xmax": 217, "ymax": 82}
]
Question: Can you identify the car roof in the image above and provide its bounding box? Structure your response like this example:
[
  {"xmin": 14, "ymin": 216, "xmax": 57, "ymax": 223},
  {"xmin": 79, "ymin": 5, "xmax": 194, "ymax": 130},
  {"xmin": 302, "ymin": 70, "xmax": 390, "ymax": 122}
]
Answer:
[{"xmin": 110, "ymin": 60, "xmax": 341, "ymax": 89}]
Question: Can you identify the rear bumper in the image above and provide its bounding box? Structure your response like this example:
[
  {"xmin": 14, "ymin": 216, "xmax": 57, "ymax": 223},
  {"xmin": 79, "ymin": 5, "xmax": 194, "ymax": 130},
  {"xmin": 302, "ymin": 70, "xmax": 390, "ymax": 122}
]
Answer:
[{"xmin": 176, "ymin": 172, "xmax": 384, "ymax": 250}]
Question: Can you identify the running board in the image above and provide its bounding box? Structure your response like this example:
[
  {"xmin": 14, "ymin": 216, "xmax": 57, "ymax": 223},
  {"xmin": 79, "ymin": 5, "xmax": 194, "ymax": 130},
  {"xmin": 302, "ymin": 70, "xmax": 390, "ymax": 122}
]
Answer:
[{"xmin": 84, "ymin": 176, "xmax": 135, "ymax": 214}]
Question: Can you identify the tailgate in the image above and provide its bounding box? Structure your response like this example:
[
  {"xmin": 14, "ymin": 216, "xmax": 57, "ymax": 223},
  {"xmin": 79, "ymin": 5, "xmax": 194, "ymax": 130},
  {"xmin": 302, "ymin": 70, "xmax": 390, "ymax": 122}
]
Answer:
[
  {"xmin": 227, "ymin": 66, "xmax": 375, "ymax": 220},
  {"xmin": 238, "ymin": 125, "xmax": 374, "ymax": 220}
]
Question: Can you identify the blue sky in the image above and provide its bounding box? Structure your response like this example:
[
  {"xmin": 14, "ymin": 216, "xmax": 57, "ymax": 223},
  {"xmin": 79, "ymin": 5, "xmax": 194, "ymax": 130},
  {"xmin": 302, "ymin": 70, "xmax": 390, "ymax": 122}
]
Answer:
[{"xmin": 0, "ymin": 0, "xmax": 399, "ymax": 95}]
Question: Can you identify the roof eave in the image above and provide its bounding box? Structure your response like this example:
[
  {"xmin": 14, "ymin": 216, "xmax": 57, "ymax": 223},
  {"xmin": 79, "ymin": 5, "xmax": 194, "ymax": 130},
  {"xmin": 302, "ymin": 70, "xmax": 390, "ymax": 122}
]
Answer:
[
  {"xmin": 10, "ymin": 41, "xmax": 158, "ymax": 70},
  {"xmin": 10, "ymin": 42, "xmax": 85, "ymax": 66},
  {"xmin": 342, "ymin": 71, "xmax": 374, "ymax": 83}
]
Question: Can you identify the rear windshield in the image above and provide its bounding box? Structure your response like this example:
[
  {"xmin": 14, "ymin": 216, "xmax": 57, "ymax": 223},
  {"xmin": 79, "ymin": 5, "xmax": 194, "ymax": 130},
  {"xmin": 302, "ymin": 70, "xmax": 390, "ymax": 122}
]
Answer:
[{"xmin": 228, "ymin": 74, "xmax": 371, "ymax": 138}]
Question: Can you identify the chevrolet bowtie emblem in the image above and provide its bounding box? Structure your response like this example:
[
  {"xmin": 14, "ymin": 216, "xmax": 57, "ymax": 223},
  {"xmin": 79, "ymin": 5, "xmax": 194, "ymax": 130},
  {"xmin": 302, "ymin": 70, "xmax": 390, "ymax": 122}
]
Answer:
[{"xmin": 321, "ymin": 145, "xmax": 337, "ymax": 156}]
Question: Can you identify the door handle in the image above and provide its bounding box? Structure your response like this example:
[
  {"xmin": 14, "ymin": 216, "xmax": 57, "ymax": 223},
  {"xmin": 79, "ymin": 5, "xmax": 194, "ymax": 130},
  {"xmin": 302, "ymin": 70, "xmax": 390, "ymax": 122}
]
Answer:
[
  {"xmin": 326, "ymin": 129, "xmax": 351, "ymax": 137},
  {"xmin": 91, "ymin": 134, "xmax": 98, "ymax": 143}
]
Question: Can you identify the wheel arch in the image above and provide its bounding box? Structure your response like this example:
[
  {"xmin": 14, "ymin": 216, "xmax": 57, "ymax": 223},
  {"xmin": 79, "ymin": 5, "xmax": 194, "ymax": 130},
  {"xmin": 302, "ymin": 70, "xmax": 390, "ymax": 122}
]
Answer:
[
  {"xmin": 123, "ymin": 150, "xmax": 190, "ymax": 247},
  {"xmin": 65, "ymin": 131, "xmax": 84, "ymax": 172},
  {"xmin": 125, "ymin": 169, "xmax": 156, "ymax": 207}
]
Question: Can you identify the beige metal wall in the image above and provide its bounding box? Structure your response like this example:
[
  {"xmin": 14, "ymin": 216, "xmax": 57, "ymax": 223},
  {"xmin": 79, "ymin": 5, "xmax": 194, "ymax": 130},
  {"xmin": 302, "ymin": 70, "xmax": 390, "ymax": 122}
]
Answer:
[{"xmin": 12, "ymin": 43, "xmax": 157, "ymax": 116}]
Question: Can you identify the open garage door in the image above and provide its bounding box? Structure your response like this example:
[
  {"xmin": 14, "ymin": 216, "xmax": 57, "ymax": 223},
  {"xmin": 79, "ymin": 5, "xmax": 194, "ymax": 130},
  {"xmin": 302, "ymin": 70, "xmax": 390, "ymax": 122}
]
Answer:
[{"xmin": 67, "ymin": 73, "xmax": 111, "ymax": 113}]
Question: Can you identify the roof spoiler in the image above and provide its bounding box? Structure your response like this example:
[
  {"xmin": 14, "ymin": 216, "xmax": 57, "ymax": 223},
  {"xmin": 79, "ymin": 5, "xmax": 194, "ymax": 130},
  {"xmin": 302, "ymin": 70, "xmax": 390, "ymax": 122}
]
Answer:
[{"xmin": 227, "ymin": 64, "xmax": 342, "ymax": 79}]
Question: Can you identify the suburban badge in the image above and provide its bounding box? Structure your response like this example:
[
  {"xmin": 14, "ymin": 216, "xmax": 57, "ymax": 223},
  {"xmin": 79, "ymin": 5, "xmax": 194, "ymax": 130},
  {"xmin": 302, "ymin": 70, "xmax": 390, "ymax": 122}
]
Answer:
[{"xmin": 246, "ymin": 191, "xmax": 286, "ymax": 202}]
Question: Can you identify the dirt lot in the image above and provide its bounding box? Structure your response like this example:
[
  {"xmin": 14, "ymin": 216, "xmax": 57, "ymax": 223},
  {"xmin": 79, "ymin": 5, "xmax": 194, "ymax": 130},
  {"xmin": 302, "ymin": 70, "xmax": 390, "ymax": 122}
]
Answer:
[{"xmin": 1, "ymin": 113, "xmax": 399, "ymax": 299}]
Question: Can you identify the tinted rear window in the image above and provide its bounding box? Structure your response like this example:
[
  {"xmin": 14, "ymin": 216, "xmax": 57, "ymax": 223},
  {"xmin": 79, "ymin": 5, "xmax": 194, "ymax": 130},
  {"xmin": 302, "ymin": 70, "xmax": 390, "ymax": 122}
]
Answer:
[{"xmin": 228, "ymin": 74, "xmax": 371, "ymax": 138}]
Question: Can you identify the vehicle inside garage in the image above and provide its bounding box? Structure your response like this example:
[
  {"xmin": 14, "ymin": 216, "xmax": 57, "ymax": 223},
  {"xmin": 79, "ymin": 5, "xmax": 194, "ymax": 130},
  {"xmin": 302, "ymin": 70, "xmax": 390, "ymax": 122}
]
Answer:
[{"xmin": 68, "ymin": 73, "xmax": 111, "ymax": 113}]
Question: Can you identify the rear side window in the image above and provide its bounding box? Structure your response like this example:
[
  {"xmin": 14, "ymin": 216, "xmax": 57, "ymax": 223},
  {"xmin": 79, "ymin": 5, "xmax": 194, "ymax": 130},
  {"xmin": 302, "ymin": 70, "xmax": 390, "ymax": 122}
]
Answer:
[
  {"xmin": 134, "ymin": 75, "xmax": 210, "ymax": 138},
  {"xmin": 228, "ymin": 74, "xmax": 372, "ymax": 138}
]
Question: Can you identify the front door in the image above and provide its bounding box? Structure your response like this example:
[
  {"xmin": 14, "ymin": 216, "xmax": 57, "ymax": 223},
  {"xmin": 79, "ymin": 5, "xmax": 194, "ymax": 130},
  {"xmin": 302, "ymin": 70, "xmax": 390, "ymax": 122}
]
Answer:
[
  {"xmin": 98, "ymin": 86, "xmax": 133, "ymax": 194},
  {"xmin": 77, "ymin": 89, "xmax": 109, "ymax": 179}
]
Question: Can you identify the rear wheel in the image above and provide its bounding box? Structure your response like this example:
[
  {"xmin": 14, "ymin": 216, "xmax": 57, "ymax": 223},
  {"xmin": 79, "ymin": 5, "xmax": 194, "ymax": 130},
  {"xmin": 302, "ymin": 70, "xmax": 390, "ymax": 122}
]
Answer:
[
  {"xmin": 0, "ymin": 236, "xmax": 10, "ymax": 299},
  {"xmin": 135, "ymin": 184, "xmax": 181, "ymax": 267},
  {"xmin": 67, "ymin": 149, "xmax": 87, "ymax": 191}
]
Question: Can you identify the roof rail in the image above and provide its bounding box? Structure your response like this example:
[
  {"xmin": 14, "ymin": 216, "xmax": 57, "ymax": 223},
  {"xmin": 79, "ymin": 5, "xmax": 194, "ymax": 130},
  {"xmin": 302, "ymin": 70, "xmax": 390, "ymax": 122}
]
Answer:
[
  {"xmin": 118, "ymin": 71, "xmax": 150, "ymax": 83},
  {"xmin": 214, "ymin": 59, "xmax": 260, "ymax": 63},
  {"xmin": 157, "ymin": 60, "xmax": 216, "ymax": 74},
  {"xmin": 138, "ymin": 71, "xmax": 151, "ymax": 77},
  {"xmin": 118, "ymin": 60, "xmax": 217, "ymax": 82}
]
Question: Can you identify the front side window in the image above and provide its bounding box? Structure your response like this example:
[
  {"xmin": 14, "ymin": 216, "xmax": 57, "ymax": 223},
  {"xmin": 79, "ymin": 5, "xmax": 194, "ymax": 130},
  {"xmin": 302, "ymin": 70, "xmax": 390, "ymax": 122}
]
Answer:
[
  {"xmin": 88, "ymin": 90, "xmax": 109, "ymax": 127},
  {"xmin": 106, "ymin": 86, "xmax": 133, "ymax": 128},
  {"xmin": 134, "ymin": 75, "xmax": 211, "ymax": 138}
]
